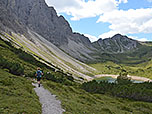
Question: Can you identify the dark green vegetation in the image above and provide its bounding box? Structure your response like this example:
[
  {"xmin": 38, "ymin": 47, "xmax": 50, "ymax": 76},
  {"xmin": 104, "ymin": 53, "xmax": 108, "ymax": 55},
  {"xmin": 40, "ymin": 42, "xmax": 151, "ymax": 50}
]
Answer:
[
  {"xmin": 43, "ymin": 80, "xmax": 152, "ymax": 114},
  {"xmin": 0, "ymin": 55, "xmax": 24, "ymax": 75},
  {"xmin": 90, "ymin": 42, "xmax": 152, "ymax": 64},
  {"xmin": 0, "ymin": 36, "xmax": 73, "ymax": 82},
  {"xmin": 0, "ymin": 37, "xmax": 74, "ymax": 113},
  {"xmin": 1, "ymin": 36, "xmax": 152, "ymax": 114},
  {"xmin": 89, "ymin": 43, "xmax": 152, "ymax": 79},
  {"xmin": 0, "ymin": 69, "xmax": 41, "ymax": 113},
  {"xmin": 82, "ymin": 71, "xmax": 152, "ymax": 103}
]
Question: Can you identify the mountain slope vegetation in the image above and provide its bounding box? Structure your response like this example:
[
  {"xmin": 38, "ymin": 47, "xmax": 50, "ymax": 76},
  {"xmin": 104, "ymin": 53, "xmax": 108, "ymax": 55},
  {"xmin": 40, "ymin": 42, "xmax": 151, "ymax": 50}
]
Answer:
[
  {"xmin": 0, "ymin": 0, "xmax": 152, "ymax": 113},
  {"xmin": 0, "ymin": 69, "xmax": 41, "ymax": 114},
  {"xmin": 43, "ymin": 80, "xmax": 152, "ymax": 114},
  {"xmin": 0, "ymin": 37, "xmax": 41, "ymax": 113},
  {"xmin": 1, "ymin": 31, "xmax": 152, "ymax": 114},
  {"xmin": 0, "ymin": 36, "xmax": 74, "ymax": 113},
  {"xmin": 89, "ymin": 42, "xmax": 152, "ymax": 79}
]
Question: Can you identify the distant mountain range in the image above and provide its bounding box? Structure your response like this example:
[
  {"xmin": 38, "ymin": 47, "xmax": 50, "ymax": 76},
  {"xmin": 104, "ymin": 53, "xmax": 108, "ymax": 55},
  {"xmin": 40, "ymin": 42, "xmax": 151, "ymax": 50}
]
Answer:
[{"xmin": 0, "ymin": 0, "xmax": 148, "ymax": 64}]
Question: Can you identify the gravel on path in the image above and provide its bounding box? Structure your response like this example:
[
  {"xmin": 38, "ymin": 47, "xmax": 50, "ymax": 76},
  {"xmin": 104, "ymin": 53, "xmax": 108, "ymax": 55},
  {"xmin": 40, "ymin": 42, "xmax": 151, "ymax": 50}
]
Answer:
[{"xmin": 32, "ymin": 83, "xmax": 65, "ymax": 114}]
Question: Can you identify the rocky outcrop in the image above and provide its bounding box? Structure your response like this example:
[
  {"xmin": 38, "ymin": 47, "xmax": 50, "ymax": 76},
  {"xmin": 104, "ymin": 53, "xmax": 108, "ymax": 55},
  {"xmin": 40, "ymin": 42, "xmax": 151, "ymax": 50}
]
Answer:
[
  {"xmin": 0, "ymin": 0, "xmax": 141, "ymax": 63},
  {"xmin": 0, "ymin": 0, "xmax": 73, "ymax": 46},
  {"xmin": 0, "ymin": 0, "xmax": 97, "ymax": 62},
  {"xmin": 92, "ymin": 34, "xmax": 141, "ymax": 54}
]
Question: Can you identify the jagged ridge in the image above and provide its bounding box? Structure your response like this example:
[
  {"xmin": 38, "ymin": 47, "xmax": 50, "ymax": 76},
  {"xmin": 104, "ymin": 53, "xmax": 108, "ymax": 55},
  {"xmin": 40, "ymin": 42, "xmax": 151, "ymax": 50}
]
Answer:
[{"xmin": 0, "ymin": 0, "xmax": 141, "ymax": 63}]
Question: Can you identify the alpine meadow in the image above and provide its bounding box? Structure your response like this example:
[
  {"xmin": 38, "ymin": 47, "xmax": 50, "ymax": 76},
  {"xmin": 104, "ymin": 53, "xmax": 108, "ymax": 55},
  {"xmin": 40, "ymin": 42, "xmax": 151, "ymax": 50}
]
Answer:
[{"xmin": 0, "ymin": 0, "xmax": 152, "ymax": 114}]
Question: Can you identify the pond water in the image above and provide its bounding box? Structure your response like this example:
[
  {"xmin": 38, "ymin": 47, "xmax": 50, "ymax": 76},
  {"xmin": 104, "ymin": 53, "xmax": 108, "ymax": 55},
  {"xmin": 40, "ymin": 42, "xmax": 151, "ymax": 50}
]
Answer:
[{"xmin": 96, "ymin": 76, "xmax": 144, "ymax": 83}]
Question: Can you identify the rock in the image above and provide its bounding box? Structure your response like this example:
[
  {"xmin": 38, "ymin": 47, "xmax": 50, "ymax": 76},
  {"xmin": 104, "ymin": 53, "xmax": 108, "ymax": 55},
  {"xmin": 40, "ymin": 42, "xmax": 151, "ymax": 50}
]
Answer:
[
  {"xmin": 92, "ymin": 34, "xmax": 141, "ymax": 54},
  {"xmin": 0, "ymin": 0, "xmax": 141, "ymax": 63}
]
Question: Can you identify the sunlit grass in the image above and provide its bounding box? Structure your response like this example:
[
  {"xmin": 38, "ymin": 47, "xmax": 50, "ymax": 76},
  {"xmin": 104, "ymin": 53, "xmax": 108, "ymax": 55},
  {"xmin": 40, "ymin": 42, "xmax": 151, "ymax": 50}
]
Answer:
[
  {"xmin": 0, "ymin": 69, "xmax": 41, "ymax": 114},
  {"xmin": 43, "ymin": 80, "xmax": 152, "ymax": 114}
]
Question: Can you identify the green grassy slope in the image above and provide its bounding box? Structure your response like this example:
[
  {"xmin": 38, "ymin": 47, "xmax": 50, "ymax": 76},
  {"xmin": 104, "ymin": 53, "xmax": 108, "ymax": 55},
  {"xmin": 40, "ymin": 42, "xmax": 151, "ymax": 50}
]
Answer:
[
  {"xmin": 0, "ymin": 37, "xmax": 43, "ymax": 113},
  {"xmin": 43, "ymin": 80, "xmax": 152, "ymax": 114},
  {"xmin": 1, "ymin": 36, "xmax": 152, "ymax": 114},
  {"xmin": 1, "ymin": 32, "xmax": 96, "ymax": 80},
  {"xmin": 0, "ymin": 69, "xmax": 41, "ymax": 114},
  {"xmin": 0, "ymin": 35, "xmax": 81, "ymax": 113},
  {"xmin": 88, "ymin": 44, "xmax": 152, "ymax": 79},
  {"xmin": 0, "ymin": 36, "xmax": 71, "ymax": 113}
]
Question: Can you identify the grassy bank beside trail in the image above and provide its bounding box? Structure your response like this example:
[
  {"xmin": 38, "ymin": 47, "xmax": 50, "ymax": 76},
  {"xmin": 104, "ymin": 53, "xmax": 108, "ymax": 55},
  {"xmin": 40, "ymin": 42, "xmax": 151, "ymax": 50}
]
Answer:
[
  {"xmin": 0, "ymin": 69, "xmax": 41, "ymax": 114},
  {"xmin": 43, "ymin": 80, "xmax": 152, "ymax": 114},
  {"xmin": 0, "ymin": 35, "xmax": 74, "ymax": 113},
  {"xmin": 1, "ymin": 34, "xmax": 152, "ymax": 114}
]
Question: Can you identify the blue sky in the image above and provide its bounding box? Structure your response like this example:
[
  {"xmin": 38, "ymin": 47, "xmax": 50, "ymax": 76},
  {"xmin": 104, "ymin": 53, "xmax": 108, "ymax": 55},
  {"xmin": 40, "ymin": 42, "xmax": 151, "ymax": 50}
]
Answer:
[{"xmin": 45, "ymin": 0, "xmax": 152, "ymax": 42}]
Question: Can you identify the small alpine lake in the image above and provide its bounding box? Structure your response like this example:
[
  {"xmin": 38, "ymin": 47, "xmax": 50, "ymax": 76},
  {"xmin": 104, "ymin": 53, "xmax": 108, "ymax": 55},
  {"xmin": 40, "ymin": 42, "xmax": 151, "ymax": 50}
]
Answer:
[{"xmin": 96, "ymin": 76, "xmax": 144, "ymax": 83}]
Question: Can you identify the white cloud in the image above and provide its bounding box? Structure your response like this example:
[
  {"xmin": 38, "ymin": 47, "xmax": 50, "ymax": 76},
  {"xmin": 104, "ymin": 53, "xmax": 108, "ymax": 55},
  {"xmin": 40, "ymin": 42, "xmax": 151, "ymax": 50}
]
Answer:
[
  {"xmin": 45, "ymin": 0, "xmax": 152, "ymax": 41},
  {"xmin": 84, "ymin": 34, "xmax": 99, "ymax": 42},
  {"xmin": 45, "ymin": 0, "xmax": 82, "ymax": 11},
  {"xmin": 128, "ymin": 36, "xmax": 149, "ymax": 42},
  {"xmin": 98, "ymin": 31, "xmax": 121, "ymax": 39},
  {"xmin": 118, "ymin": 0, "xmax": 128, "ymax": 3},
  {"xmin": 136, "ymin": 38, "xmax": 148, "ymax": 42},
  {"xmin": 99, "ymin": 32, "xmax": 149, "ymax": 42},
  {"xmin": 45, "ymin": 0, "xmax": 124, "ymax": 20},
  {"xmin": 97, "ymin": 8, "xmax": 152, "ymax": 34},
  {"xmin": 147, "ymin": 0, "xmax": 152, "ymax": 2}
]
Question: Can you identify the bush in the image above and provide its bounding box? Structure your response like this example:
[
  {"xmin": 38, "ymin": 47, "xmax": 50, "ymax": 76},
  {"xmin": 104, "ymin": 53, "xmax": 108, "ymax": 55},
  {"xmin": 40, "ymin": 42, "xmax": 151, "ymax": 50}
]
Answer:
[
  {"xmin": 116, "ymin": 69, "xmax": 132, "ymax": 84},
  {"xmin": 9, "ymin": 62, "xmax": 24, "ymax": 75},
  {"xmin": 0, "ymin": 56, "xmax": 24, "ymax": 75},
  {"xmin": 18, "ymin": 52, "xmax": 36, "ymax": 63},
  {"xmin": 25, "ymin": 71, "xmax": 36, "ymax": 78},
  {"xmin": 44, "ymin": 71, "xmax": 74, "ymax": 86},
  {"xmin": 82, "ymin": 80, "xmax": 152, "ymax": 102}
]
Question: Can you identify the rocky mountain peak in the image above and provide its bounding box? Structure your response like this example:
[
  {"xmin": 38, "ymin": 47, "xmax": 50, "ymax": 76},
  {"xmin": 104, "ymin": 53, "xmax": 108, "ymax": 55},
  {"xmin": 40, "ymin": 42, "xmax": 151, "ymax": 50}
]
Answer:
[
  {"xmin": 0, "ymin": 0, "xmax": 74, "ymax": 46},
  {"xmin": 112, "ymin": 33, "xmax": 122, "ymax": 38},
  {"xmin": 0, "ymin": 0, "xmax": 142, "ymax": 63},
  {"xmin": 92, "ymin": 34, "xmax": 141, "ymax": 54}
]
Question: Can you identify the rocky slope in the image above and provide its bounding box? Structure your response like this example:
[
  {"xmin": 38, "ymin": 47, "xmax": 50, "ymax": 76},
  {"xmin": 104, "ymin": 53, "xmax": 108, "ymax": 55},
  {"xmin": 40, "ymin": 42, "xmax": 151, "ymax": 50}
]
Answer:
[
  {"xmin": 92, "ymin": 34, "xmax": 141, "ymax": 54},
  {"xmin": 0, "ymin": 0, "xmax": 97, "ymax": 80},
  {"xmin": 0, "ymin": 0, "xmax": 97, "ymax": 62},
  {"xmin": 0, "ymin": 0, "xmax": 141, "ymax": 64}
]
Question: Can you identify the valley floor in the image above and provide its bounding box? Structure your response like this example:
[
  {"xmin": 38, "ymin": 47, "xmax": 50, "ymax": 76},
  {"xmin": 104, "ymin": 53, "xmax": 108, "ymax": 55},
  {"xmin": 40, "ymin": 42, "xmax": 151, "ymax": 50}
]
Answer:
[{"xmin": 94, "ymin": 74, "xmax": 152, "ymax": 82}]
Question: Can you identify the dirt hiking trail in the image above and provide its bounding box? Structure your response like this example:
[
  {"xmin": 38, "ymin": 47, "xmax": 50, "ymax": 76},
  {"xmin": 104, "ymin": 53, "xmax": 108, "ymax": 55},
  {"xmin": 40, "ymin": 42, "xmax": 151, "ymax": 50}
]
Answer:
[{"xmin": 32, "ymin": 83, "xmax": 65, "ymax": 114}]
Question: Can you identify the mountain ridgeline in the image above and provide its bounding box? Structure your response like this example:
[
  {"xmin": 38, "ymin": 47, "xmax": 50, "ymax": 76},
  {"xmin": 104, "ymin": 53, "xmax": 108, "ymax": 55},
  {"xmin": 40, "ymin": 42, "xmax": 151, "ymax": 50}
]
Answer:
[
  {"xmin": 0, "ymin": 0, "xmax": 149, "ymax": 64},
  {"xmin": 1, "ymin": 1, "xmax": 152, "ymax": 113}
]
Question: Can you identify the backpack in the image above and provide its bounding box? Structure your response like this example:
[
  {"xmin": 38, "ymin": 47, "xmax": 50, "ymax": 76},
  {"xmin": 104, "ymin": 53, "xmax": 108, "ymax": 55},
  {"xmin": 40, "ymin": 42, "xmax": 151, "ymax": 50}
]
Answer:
[{"xmin": 37, "ymin": 70, "xmax": 42, "ymax": 77}]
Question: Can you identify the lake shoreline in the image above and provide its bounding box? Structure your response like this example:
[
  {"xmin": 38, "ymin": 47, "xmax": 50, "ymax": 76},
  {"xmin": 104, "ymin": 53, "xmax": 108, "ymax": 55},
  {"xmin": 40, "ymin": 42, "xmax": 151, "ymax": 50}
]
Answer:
[{"xmin": 94, "ymin": 74, "xmax": 152, "ymax": 82}]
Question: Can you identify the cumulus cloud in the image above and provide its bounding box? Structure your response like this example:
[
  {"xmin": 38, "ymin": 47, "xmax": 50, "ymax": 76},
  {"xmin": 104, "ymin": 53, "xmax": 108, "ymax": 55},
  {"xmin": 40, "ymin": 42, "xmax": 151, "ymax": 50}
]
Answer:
[
  {"xmin": 118, "ymin": 0, "xmax": 128, "ymax": 3},
  {"xmin": 98, "ymin": 31, "xmax": 121, "ymax": 39},
  {"xmin": 135, "ymin": 38, "xmax": 148, "ymax": 42},
  {"xmin": 147, "ymin": 0, "xmax": 152, "ymax": 2},
  {"xmin": 84, "ymin": 34, "xmax": 99, "ymax": 42},
  {"xmin": 97, "ymin": 8, "xmax": 152, "ymax": 35},
  {"xmin": 45, "ymin": 0, "xmax": 152, "ymax": 41},
  {"xmin": 45, "ymin": 0, "xmax": 124, "ymax": 20},
  {"xmin": 45, "ymin": 0, "xmax": 82, "ymax": 11},
  {"xmin": 128, "ymin": 36, "xmax": 149, "ymax": 42}
]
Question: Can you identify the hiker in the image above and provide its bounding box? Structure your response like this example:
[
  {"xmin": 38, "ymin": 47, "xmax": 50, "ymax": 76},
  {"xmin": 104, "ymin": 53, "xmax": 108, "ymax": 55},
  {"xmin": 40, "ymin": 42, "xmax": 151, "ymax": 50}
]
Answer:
[{"xmin": 35, "ymin": 67, "xmax": 43, "ymax": 87}]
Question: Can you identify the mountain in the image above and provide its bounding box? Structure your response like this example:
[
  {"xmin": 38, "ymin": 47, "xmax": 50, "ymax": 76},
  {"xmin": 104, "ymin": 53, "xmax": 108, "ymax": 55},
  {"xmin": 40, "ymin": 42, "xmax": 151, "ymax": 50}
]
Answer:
[
  {"xmin": 0, "ymin": 0, "xmax": 97, "ymax": 80},
  {"xmin": 1, "ymin": 36, "xmax": 152, "ymax": 114},
  {"xmin": 0, "ymin": 0, "xmax": 149, "ymax": 78},
  {"xmin": 0, "ymin": 0, "xmax": 142, "ymax": 63},
  {"xmin": 0, "ymin": 0, "xmax": 97, "ymax": 62},
  {"xmin": 92, "ymin": 34, "xmax": 141, "ymax": 54}
]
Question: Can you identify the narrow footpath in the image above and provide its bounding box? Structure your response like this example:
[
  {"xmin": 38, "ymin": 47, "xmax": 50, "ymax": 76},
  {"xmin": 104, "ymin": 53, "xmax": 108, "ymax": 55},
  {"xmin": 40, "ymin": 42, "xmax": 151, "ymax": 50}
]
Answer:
[{"xmin": 32, "ymin": 83, "xmax": 65, "ymax": 114}]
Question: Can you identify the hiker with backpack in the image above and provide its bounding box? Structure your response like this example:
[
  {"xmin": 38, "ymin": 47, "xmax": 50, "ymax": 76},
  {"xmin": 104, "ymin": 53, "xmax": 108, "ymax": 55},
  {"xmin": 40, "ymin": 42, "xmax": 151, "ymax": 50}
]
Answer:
[{"xmin": 35, "ymin": 67, "xmax": 43, "ymax": 87}]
